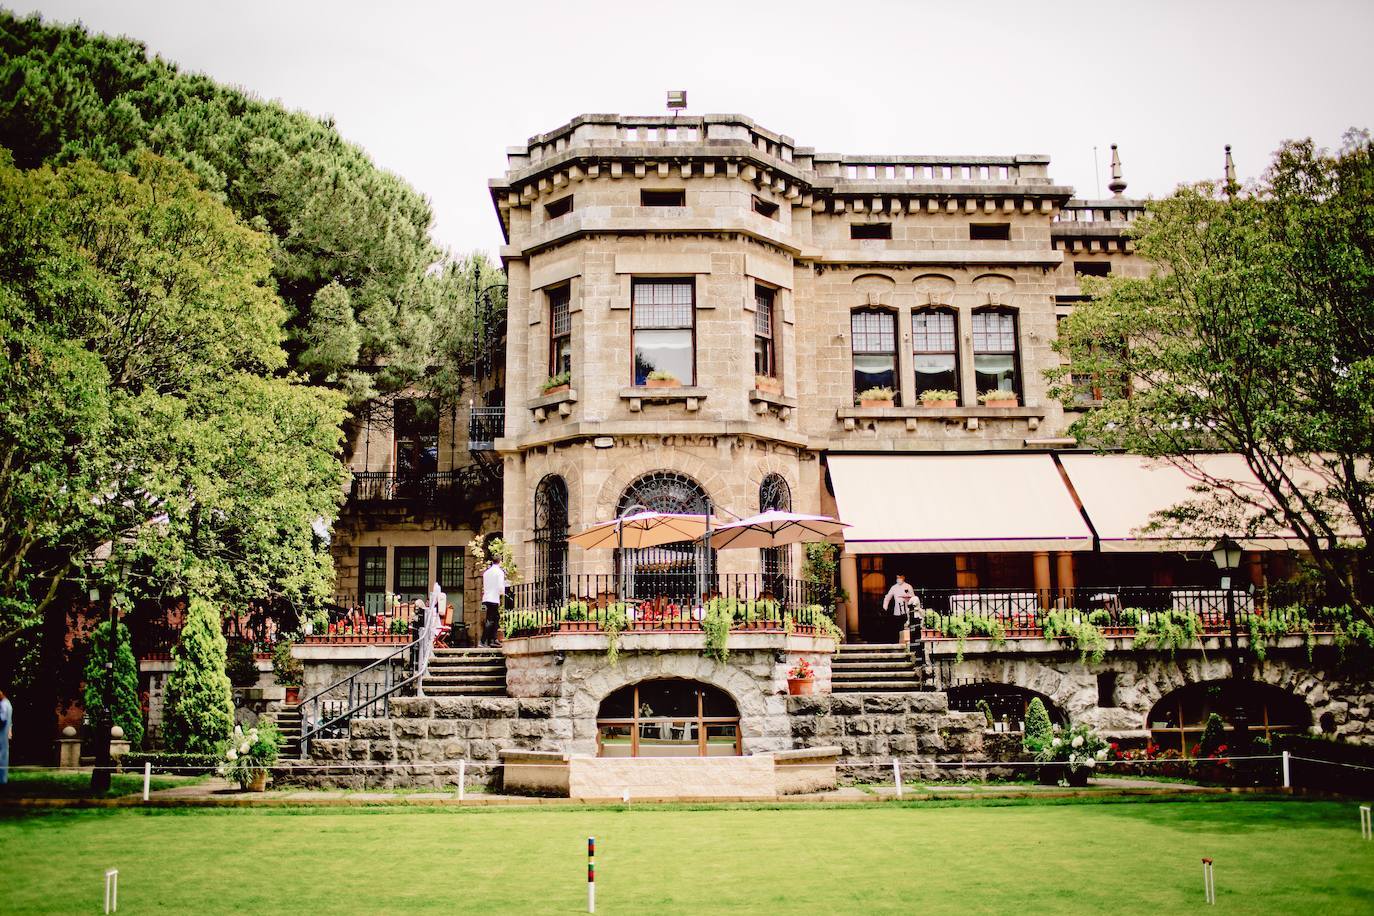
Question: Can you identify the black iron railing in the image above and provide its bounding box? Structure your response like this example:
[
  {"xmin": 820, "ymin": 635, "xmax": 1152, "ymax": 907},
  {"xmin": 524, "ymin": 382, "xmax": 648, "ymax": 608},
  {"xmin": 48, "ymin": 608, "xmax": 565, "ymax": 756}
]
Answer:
[
  {"xmin": 299, "ymin": 637, "xmax": 422, "ymax": 757},
  {"xmin": 505, "ymin": 572, "xmax": 832, "ymax": 637},
  {"xmin": 468, "ymin": 406, "xmax": 505, "ymax": 451}
]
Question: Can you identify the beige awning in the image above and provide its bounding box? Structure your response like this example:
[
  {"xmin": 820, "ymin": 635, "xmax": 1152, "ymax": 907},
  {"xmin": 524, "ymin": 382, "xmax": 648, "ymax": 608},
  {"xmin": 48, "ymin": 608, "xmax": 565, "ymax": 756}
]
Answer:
[
  {"xmin": 827, "ymin": 454, "xmax": 1094, "ymax": 554},
  {"xmin": 1057, "ymin": 453, "xmax": 1308, "ymax": 552}
]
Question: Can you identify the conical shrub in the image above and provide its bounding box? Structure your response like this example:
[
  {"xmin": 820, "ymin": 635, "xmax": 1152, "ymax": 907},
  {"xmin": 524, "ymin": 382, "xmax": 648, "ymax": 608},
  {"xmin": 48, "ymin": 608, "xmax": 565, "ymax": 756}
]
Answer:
[
  {"xmin": 83, "ymin": 620, "xmax": 144, "ymax": 748},
  {"xmin": 162, "ymin": 598, "xmax": 234, "ymax": 754},
  {"xmin": 1023, "ymin": 696, "xmax": 1053, "ymax": 754}
]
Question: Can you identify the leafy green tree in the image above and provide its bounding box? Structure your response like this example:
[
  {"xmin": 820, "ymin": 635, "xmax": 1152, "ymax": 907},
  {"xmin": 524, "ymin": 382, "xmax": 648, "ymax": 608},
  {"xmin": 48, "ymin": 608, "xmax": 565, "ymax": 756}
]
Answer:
[
  {"xmin": 162, "ymin": 598, "xmax": 234, "ymax": 754},
  {"xmin": 1023, "ymin": 697, "xmax": 1053, "ymax": 755},
  {"xmin": 82, "ymin": 618, "xmax": 143, "ymax": 748},
  {"xmin": 1052, "ymin": 131, "xmax": 1374, "ymax": 620}
]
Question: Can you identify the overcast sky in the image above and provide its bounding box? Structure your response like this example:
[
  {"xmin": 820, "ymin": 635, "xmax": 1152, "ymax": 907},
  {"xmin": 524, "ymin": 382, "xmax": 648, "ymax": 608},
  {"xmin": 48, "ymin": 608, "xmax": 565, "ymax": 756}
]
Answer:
[{"xmin": 14, "ymin": 0, "xmax": 1374, "ymax": 258}]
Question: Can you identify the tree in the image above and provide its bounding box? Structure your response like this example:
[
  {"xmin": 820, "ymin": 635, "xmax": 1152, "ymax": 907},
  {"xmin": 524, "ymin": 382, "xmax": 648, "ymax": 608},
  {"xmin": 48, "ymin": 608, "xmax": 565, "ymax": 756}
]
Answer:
[
  {"xmin": 1052, "ymin": 131, "xmax": 1374, "ymax": 621},
  {"xmin": 162, "ymin": 598, "xmax": 233, "ymax": 754},
  {"xmin": 0, "ymin": 151, "xmax": 345, "ymax": 645},
  {"xmin": 82, "ymin": 618, "xmax": 143, "ymax": 748},
  {"xmin": 1023, "ymin": 697, "xmax": 1053, "ymax": 755}
]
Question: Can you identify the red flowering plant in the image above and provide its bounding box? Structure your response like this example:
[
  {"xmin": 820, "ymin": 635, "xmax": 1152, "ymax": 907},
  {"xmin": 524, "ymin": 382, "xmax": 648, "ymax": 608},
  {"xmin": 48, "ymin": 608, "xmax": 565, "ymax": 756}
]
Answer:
[{"xmin": 787, "ymin": 657, "xmax": 815, "ymax": 680}]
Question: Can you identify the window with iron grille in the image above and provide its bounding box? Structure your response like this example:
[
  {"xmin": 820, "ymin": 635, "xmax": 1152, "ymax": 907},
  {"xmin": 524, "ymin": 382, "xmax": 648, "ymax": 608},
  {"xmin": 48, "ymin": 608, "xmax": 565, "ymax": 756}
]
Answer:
[
  {"xmin": 632, "ymin": 278, "xmax": 695, "ymax": 385},
  {"xmin": 533, "ymin": 475, "xmax": 569, "ymax": 605},
  {"xmin": 754, "ymin": 285, "xmax": 777, "ymax": 378},
  {"xmin": 549, "ymin": 285, "xmax": 572, "ymax": 377},
  {"xmin": 437, "ymin": 548, "xmax": 464, "ymax": 592},
  {"xmin": 912, "ymin": 309, "xmax": 959, "ymax": 400},
  {"xmin": 394, "ymin": 547, "xmax": 429, "ymax": 596},
  {"xmin": 851, "ymin": 309, "xmax": 898, "ymax": 401},
  {"xmin": 616, "ymin": 471, "xmax": 713, "ymax": 599},
  {"xmin": 972, "ymin": 310, "xmax": 1020, "ymax": 397},
  {"xmin": 758, "ymin": 473, "xmax": 793, "ymax": 583}
]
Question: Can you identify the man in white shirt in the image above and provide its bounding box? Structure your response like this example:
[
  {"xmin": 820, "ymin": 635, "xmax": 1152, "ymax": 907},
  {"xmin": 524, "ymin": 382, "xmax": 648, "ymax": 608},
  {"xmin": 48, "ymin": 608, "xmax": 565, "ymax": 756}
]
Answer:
[
  {"xmin": 481, "ymin": 559, "xmax": 508, "ymax": 646},
  {"xmin": 881, "ymin": 574, "xmax": 922, "ymax": 645}
]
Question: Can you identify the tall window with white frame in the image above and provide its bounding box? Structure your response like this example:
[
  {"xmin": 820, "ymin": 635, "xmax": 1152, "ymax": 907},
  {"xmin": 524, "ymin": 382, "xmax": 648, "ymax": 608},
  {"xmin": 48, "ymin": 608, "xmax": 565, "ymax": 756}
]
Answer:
[
  {"xmin": 548, "ymin": 284, "xmax": 571, "ymax": 380},
  {"xmin": 754, "ymin": 284, "xmax": 777, "ymax": 381},
  {"xmin": 972, "ymin": 309, "xmax": 1020, "ymax": 398},
  {"xmin": 912, "ymin": 308, "xmax": 959, "ymax": 402},
  {"xmin": 632, "ymin": 278, "xmax": 695, "ymax": 386},
  {"xmin": 851, "ymin": 309, "xmax": 898, "ymax": 403}
]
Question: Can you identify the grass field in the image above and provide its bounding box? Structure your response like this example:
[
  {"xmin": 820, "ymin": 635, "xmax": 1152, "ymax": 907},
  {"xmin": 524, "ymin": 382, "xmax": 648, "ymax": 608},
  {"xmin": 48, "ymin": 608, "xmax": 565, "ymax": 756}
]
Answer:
[
  {"xmin": 3, "ymin": 770, "xmax": 206, "ymax": 798},
  {"xmin": 2, "ymin": 797, "xmax": 1372, "ymax": 913}
]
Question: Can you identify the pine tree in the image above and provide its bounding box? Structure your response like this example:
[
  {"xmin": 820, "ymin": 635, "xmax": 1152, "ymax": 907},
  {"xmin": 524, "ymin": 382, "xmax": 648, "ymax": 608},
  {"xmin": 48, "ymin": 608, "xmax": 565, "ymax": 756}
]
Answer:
[
  {"xmin": 162, "ymin": 598, "xmax": 234, "ymax": 754},
  {"xmin": 82, "ymin": 620, "xmax": 144, "ymax": 748},
  {"xmin": 1023, "ymin": 697, "xmax": 1053, "ymax": 755}
]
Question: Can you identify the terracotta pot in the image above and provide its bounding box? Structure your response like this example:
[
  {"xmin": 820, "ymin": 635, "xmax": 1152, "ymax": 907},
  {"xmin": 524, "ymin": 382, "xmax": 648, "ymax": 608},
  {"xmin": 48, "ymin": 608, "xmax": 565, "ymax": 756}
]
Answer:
[
  {"xmin": 284, "ymin": 686, "xmax": 300, "ymax": 704},
  {"xmin": 982, "ymin": 397, "xmax": 1018, "ymax": 408},
  {"xmin": 755, "ymin": 377, "xmax": 781, "ymax": 394},
  {"xmin": 646, "ymin": 377, "xmax": 679, "ymax": 389},
  {"xmin": 921, "ymin": 399, "xmax": 957, "ymax": 408},
  {"xmin": 542, "ymin": 384, "xmax": 569, "ymax": 396},
  {"xmin": 245, "ymin": 769, "xmax": 269, "ymax": 792},
  {"xmin": 558, "ymin": 620, "xmax": 598, "ymax": 632},
  {"xmin": 859, "ymin": 398, "xmax": 895, "ymax": 409},
  {"xmin": 787, "ymin": 676, "xmax": 815, "ymax": 696}
]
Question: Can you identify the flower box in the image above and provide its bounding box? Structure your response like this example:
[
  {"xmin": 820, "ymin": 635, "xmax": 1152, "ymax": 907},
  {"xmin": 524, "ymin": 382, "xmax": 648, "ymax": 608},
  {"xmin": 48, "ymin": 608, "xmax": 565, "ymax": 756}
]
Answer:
[
  {"xmin": 755, "ymin": 376, "xmax": 781, "ymax": 394},
  {"xmin": 557, "ymin": 620, "xmax": 599, "ymax": 633},
  {"xmin": 922, "ymin": 399, "xmax": 957, "ymax": 408},
  {"xmin": 859, "ymin": 398, "xmax": 894, "ymax": 409},
  {"xmin": 980, "ymin": 394, "xmax": 1019, "ymax": 408},
  {"xmin": 646, "ymin": 377, "xmax": 680, "ymax": 389},
  {"xmin": 787, "ymin": 676, "xmax": 815, "ymax": 696},
  {"xmin": 542, "ymin": 383, "xmax": 569, "ymax": 396}
]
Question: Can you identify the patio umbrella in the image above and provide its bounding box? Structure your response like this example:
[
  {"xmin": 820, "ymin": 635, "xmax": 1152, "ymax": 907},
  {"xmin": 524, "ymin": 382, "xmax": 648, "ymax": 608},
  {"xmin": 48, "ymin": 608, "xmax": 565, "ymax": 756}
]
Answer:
[
  {"xmin": 568, "ymin": 511, "xmax": 718, "ymax": 550},
  {"xmin": 703, "ymin": 510, "xmax": 850, "ymax": 549}
]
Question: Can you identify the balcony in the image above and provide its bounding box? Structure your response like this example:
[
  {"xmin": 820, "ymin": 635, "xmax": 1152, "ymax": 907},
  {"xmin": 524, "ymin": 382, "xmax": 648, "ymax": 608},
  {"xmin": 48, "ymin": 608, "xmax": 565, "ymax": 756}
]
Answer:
[{"xmin": 468, "ymin": 406, "xmax": 505, "ymax": 451}]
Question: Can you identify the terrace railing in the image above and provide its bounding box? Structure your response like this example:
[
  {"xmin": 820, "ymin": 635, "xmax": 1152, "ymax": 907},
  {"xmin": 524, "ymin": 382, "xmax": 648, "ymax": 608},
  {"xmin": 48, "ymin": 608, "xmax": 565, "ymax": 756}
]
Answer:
[
  {"xmin": 505, "ymin": 572, "xmax": 832, "ymax": 638},
  {"xmin": 298, "ymin": 636, "xmax": 423, "ymax": 758},
  {"xmin": 468, "ymin": 407, "xmax": 505, "ymax": 451}
]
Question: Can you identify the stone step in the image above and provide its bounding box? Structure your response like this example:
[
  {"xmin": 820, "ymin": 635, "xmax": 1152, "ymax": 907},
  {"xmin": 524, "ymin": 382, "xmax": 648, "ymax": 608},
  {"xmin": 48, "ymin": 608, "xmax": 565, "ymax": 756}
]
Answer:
[
  {"xmin": 832, "ymin": 660, "xmax": 914, "ymax": 671},
  {"xmin": 832, "ymin": 680, "xmax": 931, "ymax": 692},
  {"xmin": 424, "ymin": 685, "xmax": 506, "ymax": 696},
  {"xmin": 426, "ymin": 662, "xmax": 506, "ymax": 673},
  {"xmin": 423, "ymin": 676, "xmax": 506, "ymax": 687},
  {"xmin": 832, "ymin": 671, "xmax": 920, "ymax": 682},
  {"xmin": 432, "ymin": 649, "xmax": 504, "ymax": 658},
  {"xmin": 835, "ymin": 654, "xmax": 912, "ymax": 664}
]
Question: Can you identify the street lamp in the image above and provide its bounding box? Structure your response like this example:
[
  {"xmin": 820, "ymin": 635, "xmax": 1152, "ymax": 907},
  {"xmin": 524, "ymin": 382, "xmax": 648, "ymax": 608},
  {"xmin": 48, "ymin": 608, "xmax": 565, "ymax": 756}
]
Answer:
[
  {"xmin": 1211, "ymin": 536, "xmax": 1250, "ymax": 720},
  {"xmin": 1210, "ymin": 536, "xmax": 1243, "ymax": 575},
  {"xmin": 90, "ymin": 592, "xmax": 122, "ymax": 794}
]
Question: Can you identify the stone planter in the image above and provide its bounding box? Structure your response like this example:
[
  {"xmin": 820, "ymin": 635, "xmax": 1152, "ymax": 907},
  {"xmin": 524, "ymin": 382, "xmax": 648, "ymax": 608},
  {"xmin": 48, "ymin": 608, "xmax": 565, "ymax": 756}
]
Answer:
[
  {"xmin": 787, "ymin": 676, "xmax": 815, "ymax": 696},
  {"xmin": 859, "ymin": 398, "xmax": 894, "ymax": 409},
  {"xmin": 646, "ymin": 377, "xmax": 680, "ymax": 389},
  {"xmin": 921, "ymin": 399, "xmax": 957, "ymax": 408}
]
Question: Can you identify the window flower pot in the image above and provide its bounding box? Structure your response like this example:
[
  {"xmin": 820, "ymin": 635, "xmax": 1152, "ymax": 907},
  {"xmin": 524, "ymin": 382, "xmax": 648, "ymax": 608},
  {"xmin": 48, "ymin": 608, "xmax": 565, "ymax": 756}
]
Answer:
[
  {"xmin": 921, "ymin": 399, "xmax": 957, "ymax": 408},
  {"xmin": 982, "ymin": 396, "xmax": 1018, "ymax": 408},
  {"xmin": 542, "ymin": 384, "xmax": 569, "ymax": 396},
  {"xmin": 558, "ymin": 620, "xmax": 598, "ymax": 633},
  {"xmin": 860, "ymin": 398, "xmax": 895, "ymax": 409},
  {"xmin": 646, "ymin": 377, "xmax": 679, "ymax": 389},
  {"xmin": 755, "ymin": 376, "xmax": 781, "ymax": 394},
  {"xmin": 787, "ymin": 676, "xmax": 815, "ymax": 696}
]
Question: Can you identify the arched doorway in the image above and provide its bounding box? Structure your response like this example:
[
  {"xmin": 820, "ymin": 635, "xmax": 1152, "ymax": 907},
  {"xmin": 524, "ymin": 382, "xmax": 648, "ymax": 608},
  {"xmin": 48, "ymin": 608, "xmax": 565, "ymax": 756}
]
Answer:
[
  {"xmin": 532, "ymin": 475, "xmax": 569, "ymax": 606},
  {"xmin": 596, "ymin": 679, "xmax": 741, "ymax": 757},
  {"xmin": 947, "ymin": 683, "xmax": 1065, "ymax": 731},
  {"xmin": 616, "ymin": 471, "xmax": 714, "ymax": 601},
  {"xmin": 1147, "ymin": 680, "xmax": 1311, "ymax": 754}
]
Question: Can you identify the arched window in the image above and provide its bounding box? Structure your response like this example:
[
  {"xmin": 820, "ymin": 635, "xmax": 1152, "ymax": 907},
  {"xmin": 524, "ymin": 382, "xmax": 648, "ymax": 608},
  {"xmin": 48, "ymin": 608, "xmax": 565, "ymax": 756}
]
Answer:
[
  {"xmin": 1147, "ymin": 680, "xmax": 1311, "ymax": 755},
  {"xmin": 971, "ymin": 308, "xmax": 1020, "ymax": 398},
  {"xmin": 617, "ymin": 471, "xmax": 713, "ymax": 601},
  {"xmin": 597, "ymin": 679, "xmax": 741, "ymax": 757},
  {"xmin": 532, "ymin": 475, "xmax": 569, "ymax": 604},
  {"xmin": 851, "ymin": 309, "xmax": 898, "ymax": 402},
  {"xmin": 758, "ymin": 473, "xmax": 793, "ymax": 585},
  {"xmin": 947, "ymin": 683, "xmax": 1065, "ymax": 731},
  {"xmin": 912, "ymin": 308, "xmax": 960, "ymax": 401}
]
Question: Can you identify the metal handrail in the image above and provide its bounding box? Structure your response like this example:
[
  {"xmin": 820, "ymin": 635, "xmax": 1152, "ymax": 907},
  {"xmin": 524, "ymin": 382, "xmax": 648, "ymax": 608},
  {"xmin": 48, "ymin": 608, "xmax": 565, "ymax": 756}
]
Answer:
[{"xmin": 298, "ymin": 636, "xmax": 422, "ymax": 757}]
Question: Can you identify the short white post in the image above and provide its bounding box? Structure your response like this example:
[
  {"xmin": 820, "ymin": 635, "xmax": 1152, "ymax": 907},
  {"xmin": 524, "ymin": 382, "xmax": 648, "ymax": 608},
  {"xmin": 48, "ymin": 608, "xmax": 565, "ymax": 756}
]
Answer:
[
  {"xmin": 1201, "ymin": 858, "xmax": 1215, "ymax": 905},
  {"xmin": 587, "ymin": 836, "xmax": 596, "ymax": 913},
  {"xmin": 142, "ymin": 761, "xmax": 151, "ymax": 802},
  {"xmin": 1361, "ymin": 805, "xmax": 1371, "ymax": 841},
  {"xmin": 622, "ymin": 788, "xmax": 630, "ymax": 806},
  {"xmin": 892, "ymin": 758, "xmax": 903, "ymax": 799},
  {"xmin": 1281, "ymin": 750, "xmax": 1291, "ymax": 789},
  {"xmin": 104, "ymin": 868, "xmax": 119, "ymax": 913},
  {"xmin": 458, "ymin": 760, "xmax": 466, "ymax": 802}
]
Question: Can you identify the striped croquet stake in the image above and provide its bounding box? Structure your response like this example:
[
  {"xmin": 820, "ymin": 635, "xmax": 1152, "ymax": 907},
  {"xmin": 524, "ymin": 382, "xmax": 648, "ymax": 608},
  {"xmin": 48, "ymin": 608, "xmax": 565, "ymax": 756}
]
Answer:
[{"xmin": 587, "ymin": 836, "xmax": 596, "ymax": 913}]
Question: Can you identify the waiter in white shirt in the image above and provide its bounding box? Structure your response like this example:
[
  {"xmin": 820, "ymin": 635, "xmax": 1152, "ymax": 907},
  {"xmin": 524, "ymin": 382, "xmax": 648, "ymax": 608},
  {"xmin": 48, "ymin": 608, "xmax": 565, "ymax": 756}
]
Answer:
[
  {"xmin": 481, "ymin": 557, "xmax": 508, "ymax": 646},
  {"xmin": 881, "ymin": 574, "xmax": 922, "ymax": 645}
]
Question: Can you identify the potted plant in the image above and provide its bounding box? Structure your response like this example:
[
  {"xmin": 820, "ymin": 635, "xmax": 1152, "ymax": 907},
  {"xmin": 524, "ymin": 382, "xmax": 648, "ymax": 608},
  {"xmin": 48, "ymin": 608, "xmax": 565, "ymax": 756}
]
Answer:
[
  {"xmin": 217, "ymin": 721, "xmax": 283, "ymax": 792},
  {"xmin": 755, "ymin": 374, "xmax": 781, "ymax": 394},
  {"xmin": 857, "ymin": 386, "xmax": 896, "ymax": 408},
  {"xmin": 978, "ymin": 389, "xmax": 1019, "ymax": 408},
  {"xmin": 1032, "ymin": 721, "xmax": 1109, "ymax": 787},
  {"xmin": 646, "ymin": 370, "xmax": 680, "ymax": 389},
  {"xmin": 920, "ymin": 389, "xmax": 960, "ymax": 408},
  {"xmin": 786, "ymin": 657, "xmax": 816, "ymax": 695},
  {"xmin": 541, "ymin": 371, "xmax": 571, "ymax": 395},
  {"xmin": 271, "ymin": 636, "xmax": 304, "ymax": 704}
]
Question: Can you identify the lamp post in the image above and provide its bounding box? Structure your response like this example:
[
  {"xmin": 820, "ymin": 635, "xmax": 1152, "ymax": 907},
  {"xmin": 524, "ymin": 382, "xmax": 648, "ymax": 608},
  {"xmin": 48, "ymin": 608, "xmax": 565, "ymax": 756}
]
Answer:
[
  {"xmin": 90, "ymin": 592, "xmax": 121, "ymax": 794},
  {"xmin": 1211, "ymin": 535, "xmax": 1250, "ymax": 692}
]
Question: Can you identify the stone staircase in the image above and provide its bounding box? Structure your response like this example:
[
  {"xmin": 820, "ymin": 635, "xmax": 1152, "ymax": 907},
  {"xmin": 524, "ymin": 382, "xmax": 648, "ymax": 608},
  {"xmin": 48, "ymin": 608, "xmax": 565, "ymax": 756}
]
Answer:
[
  {"xmin": 831, "ymin": 643, "xmax": 926, "ymax": 693},
  {"xmin": 421, "ymin": 647, "xmax": 507, "ymax": 696},
  {"xmin": 273, "ymin": 705, "xmax": 302, "ymax": 757}
]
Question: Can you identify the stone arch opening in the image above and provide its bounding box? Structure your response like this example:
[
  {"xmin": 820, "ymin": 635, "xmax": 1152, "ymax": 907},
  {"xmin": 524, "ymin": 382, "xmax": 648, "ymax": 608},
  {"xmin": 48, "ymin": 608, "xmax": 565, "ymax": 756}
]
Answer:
[
  {"xmin": 596, "ymin": 678, "xmax": 741, "ymax": 757},
  {"xmin": 947, "ymin": 683, "xmax": 1065, "ymax": 731},
  {"xmin": 1146, "ymin": 680, "xmax": 1311, "ymax": 754}
]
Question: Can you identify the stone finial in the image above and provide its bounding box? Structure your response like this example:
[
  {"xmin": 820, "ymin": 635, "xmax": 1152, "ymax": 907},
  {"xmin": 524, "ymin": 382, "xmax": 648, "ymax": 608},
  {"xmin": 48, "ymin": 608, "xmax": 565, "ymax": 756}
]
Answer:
[
  {"xmin": 1107, "ymin": 144, "xmax": 1127, "ymax": 197},
  {"xmin": 1224, "ymin": 144, "xmax": 1238, "ymax": 196}
]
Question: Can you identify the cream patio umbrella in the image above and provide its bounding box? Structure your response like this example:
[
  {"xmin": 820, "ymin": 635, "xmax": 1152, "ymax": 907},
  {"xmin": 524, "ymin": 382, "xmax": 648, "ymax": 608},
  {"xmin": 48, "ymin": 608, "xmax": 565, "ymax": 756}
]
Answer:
[
  {"xmin": 703, "ymin": 510, "xmax": 849, "ymax": 549},
  {"xmin": 569, "ymin": 510, "xmax": 724, "ymax": 603}
]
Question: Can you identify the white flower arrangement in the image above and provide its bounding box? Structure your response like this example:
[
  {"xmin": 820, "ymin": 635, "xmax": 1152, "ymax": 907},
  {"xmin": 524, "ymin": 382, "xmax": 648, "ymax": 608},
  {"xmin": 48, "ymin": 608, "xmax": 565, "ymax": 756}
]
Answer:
[
  {"xmin": 218, "ymin": 720, "xmax": 283, "ymax": 790},
  {"xmin": 1032, "ymin": 721, "xmax": 1110, "ymax": 781},
  {"xmin": 1071, "ymin": 735, "xmax": 1084, "ymax": 749}
]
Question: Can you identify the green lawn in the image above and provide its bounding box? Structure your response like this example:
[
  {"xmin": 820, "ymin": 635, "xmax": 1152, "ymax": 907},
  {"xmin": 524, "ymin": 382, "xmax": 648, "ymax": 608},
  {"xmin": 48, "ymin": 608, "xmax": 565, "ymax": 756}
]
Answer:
[
  {"xmin": 2, "ymin": 798, "xmax": 1372, "ymax": 913},
  {"xmin": 2, "ymin": 770, "xmax": 205, "ymax": 798}
]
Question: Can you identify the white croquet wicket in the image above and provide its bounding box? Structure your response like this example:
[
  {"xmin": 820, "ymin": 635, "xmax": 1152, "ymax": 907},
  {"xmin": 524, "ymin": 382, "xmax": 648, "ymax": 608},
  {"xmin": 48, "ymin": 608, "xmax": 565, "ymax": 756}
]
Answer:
[
  {"xmin": 104, "ymin": 868, "xmax": 119, "ymax": 913},
  {"xmin": 1201, "ymin": 858, "xmax": 1215, "ymax": 905},
  {"xmin": 1361, "ymin": 805, "xmax": 1371, "ymax": 841}
]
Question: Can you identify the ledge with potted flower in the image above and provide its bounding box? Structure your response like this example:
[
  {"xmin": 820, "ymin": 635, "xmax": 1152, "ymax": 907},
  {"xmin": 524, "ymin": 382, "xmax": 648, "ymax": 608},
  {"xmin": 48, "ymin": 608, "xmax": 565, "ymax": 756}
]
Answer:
[
  {"xmin": 786, "ymin": 656, "xmax": 817, "ymax": 695},
  {"xmin": 218, "ymin": 720, "xmax": 283, "ymax": 792},
  {"xmin": 978, "ymin": 389, "xmax": 1019, "ymax": 408},
  {"xmin": 856, "ymin": 386, "xmax": 896, "ymax": 408},
  {"xmin": 272, "ymin": 635, "xmax": 304, "ymax": 705},
  {"xmin": 919, "ymin": 389, "xmax": 960, "ymax": 408},
  {"xmin": 645, "ymin": 369, "xmax": 680, "ymax": 389},
  {"xmin": 541, "ymin": 370, "xmax": 571, "ymax": 396},
  {"xmin": 754, "ymin": 373, "xmax": 781, "ymax": 395}
]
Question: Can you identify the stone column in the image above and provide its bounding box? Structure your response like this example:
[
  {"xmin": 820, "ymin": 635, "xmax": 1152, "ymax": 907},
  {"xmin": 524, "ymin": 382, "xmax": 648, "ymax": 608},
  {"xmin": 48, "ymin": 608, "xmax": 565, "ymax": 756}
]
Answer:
[
  {"xmin": 1033, "ymin": 552, "xmax": 1052, "ymax": 608},
  {"xmin": 839, "ymin": 552, "xmax": 860, "ymax": 639}
]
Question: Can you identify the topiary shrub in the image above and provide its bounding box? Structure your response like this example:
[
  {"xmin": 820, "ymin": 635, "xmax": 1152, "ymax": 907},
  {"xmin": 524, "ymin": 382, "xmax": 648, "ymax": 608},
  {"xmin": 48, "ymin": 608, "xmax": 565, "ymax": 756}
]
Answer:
[
  {"xmin": 1023, "ymin": 697, "xmax": 1053, "ymax": 756},
  {"xmin": 163, "ymin": 598, "xmax": 235, "ymax": 755},
  {"xmin": 83, "ymin": 619, "xmax": 144, "ymax": 748},
  {"xmin": 1198, "ymin": 712, "xmax": 1227, "ymax": 757}
]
